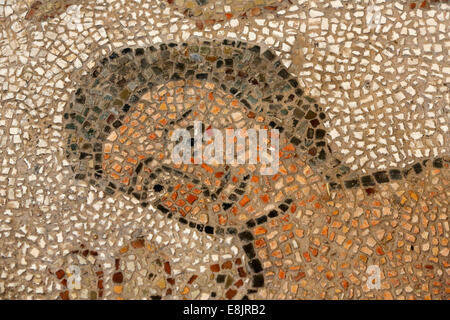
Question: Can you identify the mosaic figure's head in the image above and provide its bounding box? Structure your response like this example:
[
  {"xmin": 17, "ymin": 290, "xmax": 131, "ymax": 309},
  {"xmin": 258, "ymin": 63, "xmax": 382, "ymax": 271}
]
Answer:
[{"xmin": 64, "ymin": 40, "xmax": 332, "ymax": 232}]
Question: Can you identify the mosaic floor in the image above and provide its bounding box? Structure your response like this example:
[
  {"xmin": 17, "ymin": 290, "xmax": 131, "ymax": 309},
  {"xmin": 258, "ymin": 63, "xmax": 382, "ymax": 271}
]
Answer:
[{"xmin": 0, "ymin": 0, "xmax": 448, "ymax": 300}]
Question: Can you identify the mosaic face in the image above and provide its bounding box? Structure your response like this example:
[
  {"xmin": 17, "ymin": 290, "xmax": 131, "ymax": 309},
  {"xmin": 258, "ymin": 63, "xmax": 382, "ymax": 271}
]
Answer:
[
  {"xmin": 1, "ymin": 0, "xmax": 449, "ymax": 301},
  {"xmin": 64, "ymin": 41, "xmax": 329, "ymax": 226}
]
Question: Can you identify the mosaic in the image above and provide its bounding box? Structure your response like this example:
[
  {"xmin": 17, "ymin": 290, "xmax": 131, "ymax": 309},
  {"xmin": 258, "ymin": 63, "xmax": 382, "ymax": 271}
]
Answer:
[
  {"xmin": 164, "ymin": 0, "xmax": 291, "ymax": 30},
  {"xmin": 0, "ymin": 0, "xmax": 449, "ymax": 301},
  {"xmin": 25, "ymin": 0, "xmax": 78, "ymax": 21},
  {"xmin": 48, "ymin": 244, "xmax": 104, "ymax": 300},
  {"xmin": 111, "ymin": 237, "xmax": 251, "ymax": 299}
]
